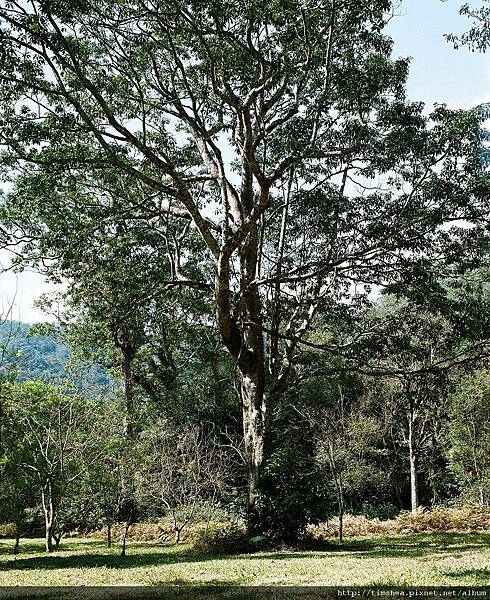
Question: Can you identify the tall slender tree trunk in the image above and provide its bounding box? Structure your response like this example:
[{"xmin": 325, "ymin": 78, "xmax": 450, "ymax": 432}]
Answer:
[
  {"xmin": 45, "ymin": 519, "xmax": 54, "ymax": 553},
  {"xmin": 328, "ymin": 442, "xmax": 344, "ymax": 542},
  {"xmin": 116, "ymin": 339, "xmax": 137, "ymax": 556},
  {"xmin": 338, "ymin": 497, "xmax": 344, "ymax": 543},
  {"xmin": 408, "ymin": 414, "xmax": 418, "ymax": 514},
  {"xmin": 479, "ymin": 485, "xmax": 486, "ymax": 507}
]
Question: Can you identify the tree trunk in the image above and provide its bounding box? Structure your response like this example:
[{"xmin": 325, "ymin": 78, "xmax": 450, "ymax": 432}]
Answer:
[
  {"xmin": 45, "ymin": 520, "xmax": 54, "ymax": 553},
  {"xmin": 328, "ymin": 443, "xmax": 344, "ymax": 543},
  {"xmin": 216, "ymin": 211, "xmax": 271, "ymax": 536},
  {"xmin": 408, "ymin": 415, "xmax": 418, "ymax": 514},
  {"xmin": 479, "ymin": 485, "xmax": 486, "ymax": 507},
  {"xmin": 241, "ymin": 370, "xmax": 269, "ymax": 535},
  {"xmin": 121, "ymin": 522, "xmax": 130, "ymax": 557},
  {"xmin": 107, "ymin": 522, "xmax": 112, "ymax": 548},
  {"xmin": 338, "ymin": 477, "xmax": 344, "ymax": 543},
  {"xmin": 41, "ymin": 487, "xmax": 55, "ymax": 553},
  {"xmin": 205, "ymin": 500, "xmax": 216, "ymax": 536},
  {"xmin": 13, "ymin": 523, "xmax": 20, "ymax": 555},
  {"xmin": 53, "ymin": 531, "xmax": 62, "ymax": 549},
  {"xmin": 121, "ymin": 344, "xmax": 135, "ymax": 438}
]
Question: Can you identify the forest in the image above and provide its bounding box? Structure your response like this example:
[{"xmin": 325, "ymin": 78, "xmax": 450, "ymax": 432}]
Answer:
[{"xmin": 0, "ymin": 0, "xmax": 489, "ymax": 589}]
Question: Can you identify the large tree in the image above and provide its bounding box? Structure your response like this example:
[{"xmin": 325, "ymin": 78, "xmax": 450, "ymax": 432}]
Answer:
[{"xmin": 0, "ymin": 0, "xmax": 488, "ymax": 532}]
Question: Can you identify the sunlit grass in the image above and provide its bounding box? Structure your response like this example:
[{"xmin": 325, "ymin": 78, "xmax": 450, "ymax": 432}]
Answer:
[{"xmin": 0, "ymin": 532, "xmax": 489, "ymax": 587}]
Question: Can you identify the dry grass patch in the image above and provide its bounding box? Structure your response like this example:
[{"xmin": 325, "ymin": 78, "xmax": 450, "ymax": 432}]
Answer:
[
  {"xmin": 89, "ymin": 518, "xmax": 232, "ymax": 544},
  {"xmin": 309, "ymin": 506, "xmax": 490, "ymax": 539}
]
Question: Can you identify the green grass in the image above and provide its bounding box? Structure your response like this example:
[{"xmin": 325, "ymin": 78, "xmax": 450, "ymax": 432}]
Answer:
[{"xmin": 0, "ymin": 532, "xmax": 489, "ymax": 587}]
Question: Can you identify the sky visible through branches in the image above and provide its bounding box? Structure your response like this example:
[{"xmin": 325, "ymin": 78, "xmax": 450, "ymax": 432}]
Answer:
[{"xmin": 0, "ymin": 0, "xmax": 489, "ymax": 323}]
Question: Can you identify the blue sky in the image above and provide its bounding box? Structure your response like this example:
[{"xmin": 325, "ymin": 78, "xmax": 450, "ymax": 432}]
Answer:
[
  {"xmin": 388, "ymin": 0, "xmax": 490, "ymax": 108},
  {"xmin": 2, "ymin": 0, "xmax": 489, "ymax": 323}
]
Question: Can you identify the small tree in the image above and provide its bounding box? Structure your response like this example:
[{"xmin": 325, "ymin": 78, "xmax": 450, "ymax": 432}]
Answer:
[
  {"xmin": 316, "ymin": 387, "xmax": 387, "ymax": 541},
  {"xmin": 1, "ymin": 381, "xmax": 108, "ymax": 552},
  {"xmin": 138, "ymin": 420, "xmax": 232, "ymax": 543},
  {"xmin": 89, "ymin": 454, "xmax": 126, "ymax": 549},
  {"xmin": 0, "ymin": 463, "xmax": 33, "ymax": 554}
]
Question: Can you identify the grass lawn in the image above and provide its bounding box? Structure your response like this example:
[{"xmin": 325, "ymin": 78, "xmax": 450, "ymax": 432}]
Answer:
[{"xmin": 0, "ymin": 532, "xmax": 489, "ymax": 588}]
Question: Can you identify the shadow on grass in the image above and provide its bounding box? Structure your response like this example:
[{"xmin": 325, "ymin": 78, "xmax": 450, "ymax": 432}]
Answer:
[
  {"xmin": 341, "ymin": 532, "xmax": 490, "ymax": 559},
  {"xmin": 444, "ymin": 567, "xmax": 490, "ymax": 584},
  {"xmin": 0, "ymin": 548, "xmax": 211, "ymax": 571},
  {"xmin": 0, "ymin": 539, "xmax": 109, "ymax": 557},
  {"xmin": 0, "ymin": 532, "xmax": 488, "ymax": 571}
]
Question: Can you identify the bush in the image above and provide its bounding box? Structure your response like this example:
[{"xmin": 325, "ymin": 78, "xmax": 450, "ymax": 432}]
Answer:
[
  {"xmin": 192, "ymin": 521, "xmax": 249, "ymax": 553},
  {"xmin": 252, "ymin": 448, "xmax": 331, "ymax": 544},
  {"xmin": 310, "ymin": 514, "xmax": 393, "ymax": 538},
  {"xmin": 89, "ymin": 514, "xmax": 234, "ymax": 543}
]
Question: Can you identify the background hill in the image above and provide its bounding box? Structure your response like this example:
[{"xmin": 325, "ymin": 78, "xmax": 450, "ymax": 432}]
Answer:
[{"xmin": 0, "ymin": 320, "xmax": 113, "ymax": 390}]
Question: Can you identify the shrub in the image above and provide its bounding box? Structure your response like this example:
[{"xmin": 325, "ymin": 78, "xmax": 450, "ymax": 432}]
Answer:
[
  {"xmin": 192, "ymin": 521, "xmax": 249, "ymax": 553},
  {"xmin": 89, "ymin": 515, "xmax": 234, "ymax": 543},
  {"xmin": 396, "ymin": 506, "xmax": 490, "ymax": 532},
  {"xmin": 252, "ymin": 448, "xmax": 331, "ymax": 544},
  {"xmin": 309, "ymin": 514, "xmax": 393, "ymax": 539}
]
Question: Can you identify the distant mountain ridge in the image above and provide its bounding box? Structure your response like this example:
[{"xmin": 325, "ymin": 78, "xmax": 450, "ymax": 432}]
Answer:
[{"xmin": 0, "ymin": 320, "xmax": 113, "ymax": 390}]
